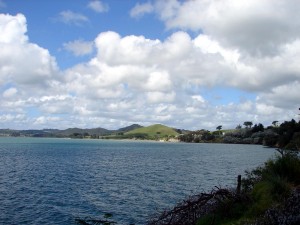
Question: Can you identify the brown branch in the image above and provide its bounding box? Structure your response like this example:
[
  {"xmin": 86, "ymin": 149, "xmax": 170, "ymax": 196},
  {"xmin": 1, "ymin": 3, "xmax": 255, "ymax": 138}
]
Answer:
[{"xmin": 147, "ymin": 188, "xmax": 237, "ymax": 225}]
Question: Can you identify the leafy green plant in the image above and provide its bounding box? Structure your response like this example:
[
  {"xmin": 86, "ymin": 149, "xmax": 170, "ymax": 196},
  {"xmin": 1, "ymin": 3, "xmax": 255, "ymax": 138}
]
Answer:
[
  {"xmin": 242, "ymin": 166, "xmax": 264, "ymax": 193},
  {"xmin": 264, "ymin": 153, "xmax": 300, "ymax": 185},
  {"xmin": 248, "ymin": 181, "xmax": 275, "ymax": 216},
  {"xmin": 197, "ymin": 153, "xmax": 299, "ymax": 224}
]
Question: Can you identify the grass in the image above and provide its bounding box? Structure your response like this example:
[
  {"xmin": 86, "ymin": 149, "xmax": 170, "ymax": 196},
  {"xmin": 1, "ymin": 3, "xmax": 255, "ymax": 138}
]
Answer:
[
  {"xmin": 196, "ymin": 151, "xmax": 300, "ymax": 225},
  {"xmin": 125, "ymin": 124, "xmax": 179, "ymax": 139}
]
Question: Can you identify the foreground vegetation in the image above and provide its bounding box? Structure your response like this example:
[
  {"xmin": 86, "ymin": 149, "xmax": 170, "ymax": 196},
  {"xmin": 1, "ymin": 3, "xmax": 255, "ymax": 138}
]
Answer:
[{"xmin": 147, "ymin": 150, "xmax": 300, "ymax": 225}]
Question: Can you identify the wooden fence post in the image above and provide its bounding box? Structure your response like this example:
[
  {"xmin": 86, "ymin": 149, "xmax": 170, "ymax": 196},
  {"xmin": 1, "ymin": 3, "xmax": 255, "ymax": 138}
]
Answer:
[{"xmin": 236, "ymin": 175, "xmax": 241, "ymax": 194}]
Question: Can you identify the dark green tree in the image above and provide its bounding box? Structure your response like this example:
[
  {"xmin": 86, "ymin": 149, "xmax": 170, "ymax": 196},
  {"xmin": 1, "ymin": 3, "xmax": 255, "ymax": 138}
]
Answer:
[
  {"xmin": 252, "ymin": 123, "xmax": 264, "ymax": 133},
  {"xmin": 243, "ymin": 121, "xmax": 253, "ymax": 129},
  {"xmin": 236, "ymin": 124, "xmax": 242, "ymax": 129},
  {"xmin": 216, "ymin": 125, "xmax": 222, "ymax": 135}
]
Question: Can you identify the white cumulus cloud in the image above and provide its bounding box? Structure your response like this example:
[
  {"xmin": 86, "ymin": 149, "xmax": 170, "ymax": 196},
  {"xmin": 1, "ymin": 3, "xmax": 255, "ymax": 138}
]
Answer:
[
  {"xmin": 130, "ymin": 2, "xmax": 154, "ymax": 18},
  {"xmin": 0, "ymin": 14, "xmax": 60, "ymax": 89},
  {"xmin": 2, "ymin": 87, "xmax": 17, "ymax": 98},
  {"xmin": 57, "ymin": 10, "xmax": 89, "ymax": 26},
  {"xmin": 63, "ymin": 39, "xmax": 94, "ymax": 56},
  {"xmin": 1, "ymin": 9, "xmax": 300, "ymax": 130},
  {"xmin": 144, "ymin": 0, "xmax": 300, "ymax": 57},
  {"xmin": 87, "ymin": 0, "xmax": 109, "ymax": 13}
]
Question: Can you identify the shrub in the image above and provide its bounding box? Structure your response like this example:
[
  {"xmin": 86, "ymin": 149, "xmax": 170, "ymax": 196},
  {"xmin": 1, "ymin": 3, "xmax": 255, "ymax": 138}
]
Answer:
[
  {"xmin": 264, "ymin": 153, "xmax": 300, "ymax": 185},
  {"xmin": 248, "ymin": 181, "xmax": 274, "ymax": 216},
  {"xmin": 151, "ymin": 152, "xmax": 300, "ymax": 225}
]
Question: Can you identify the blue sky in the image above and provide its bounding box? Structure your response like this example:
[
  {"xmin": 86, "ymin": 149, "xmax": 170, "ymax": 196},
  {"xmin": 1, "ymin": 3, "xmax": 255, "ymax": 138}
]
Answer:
[
  {"xmin": 0, "ymin": 0, "xmax": 299, "ymax": 130},
  {"xmin": 3, "ymin": 0, "xmax": 168, "ymax": 69}
]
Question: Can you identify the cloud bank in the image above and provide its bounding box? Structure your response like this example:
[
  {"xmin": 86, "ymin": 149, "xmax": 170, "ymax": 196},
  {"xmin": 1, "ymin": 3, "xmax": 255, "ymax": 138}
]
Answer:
[{"xmin": 1, "ymin": 1, "xmax": 299, "ymax": 130}]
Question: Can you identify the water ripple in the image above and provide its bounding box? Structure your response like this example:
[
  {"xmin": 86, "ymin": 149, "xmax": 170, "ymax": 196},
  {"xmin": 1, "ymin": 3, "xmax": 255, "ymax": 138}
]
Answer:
[{"xmin": 0, "ymin": 138, "xmax": 275, "ymax": 224}]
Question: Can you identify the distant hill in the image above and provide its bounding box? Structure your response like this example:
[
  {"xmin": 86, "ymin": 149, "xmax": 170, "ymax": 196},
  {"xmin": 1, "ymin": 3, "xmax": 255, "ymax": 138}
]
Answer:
[
  {"xmin": 0, "ymin": 124, "xmax": 144, "ymax": 138},
  {"xmin": 0, "ymin": 124, "xmax": 182, "ymax": 140},
  {"xmin": 52, "ymin": 124, "xmax": 143, "ymax": 137},
  {"xmin": 125, "ymin": 124, "xmax": 179, "ymax": 139},
  {"xmin": 56, "ymin": 127, "xmax": 111, "ymax": 136},
  {"xmin": 116, "ymin": 124, "xmax": 143, "ymax": 133}
]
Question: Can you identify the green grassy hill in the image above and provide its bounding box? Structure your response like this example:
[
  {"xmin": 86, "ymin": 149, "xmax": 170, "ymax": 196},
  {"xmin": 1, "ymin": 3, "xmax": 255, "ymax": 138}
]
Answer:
[{"xmin": 125, "ymin": 124, "xmax": 179, "ymax": 139}]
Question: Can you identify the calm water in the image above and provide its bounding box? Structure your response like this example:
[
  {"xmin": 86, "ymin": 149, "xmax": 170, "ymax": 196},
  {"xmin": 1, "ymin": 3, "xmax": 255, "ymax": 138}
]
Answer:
[{"xmin": 0, "ymin": 138, "xmax": 275, "ymax": 225}]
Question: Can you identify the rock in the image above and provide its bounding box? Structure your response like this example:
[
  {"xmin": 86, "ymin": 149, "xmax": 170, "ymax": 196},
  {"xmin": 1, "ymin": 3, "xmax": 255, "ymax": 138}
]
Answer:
[
  {"xmin": 223, "ymin": 136, "xmax": 242, "ymax": 144},
  {"xmin": 255, "ymin": 187, "xmax": 300, "ymax": 225},
  {"xmin": 241, "ymin": 138, "xmax": 253, "ymax": 144},
  {"xmin": 253, "ymin": 137, "xmax": 263, "ymax": 145}
]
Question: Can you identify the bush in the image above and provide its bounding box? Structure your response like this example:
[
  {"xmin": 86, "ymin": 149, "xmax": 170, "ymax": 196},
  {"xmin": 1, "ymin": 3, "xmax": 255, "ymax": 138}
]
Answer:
[
  {"xmin": 150, "ymin": 152, "xmax": 300, "ymax": 225},
  {"xmin": 242, "ymin": 167, "xmax": 264, "ymax": 193},
  {"xmin": 264, "ymin": 153, "xmax": 300, "ymax": 185},
  {"xmin": 249, "ymin": 181, "xmax": 275, "ymax": 216},
  {"xmin": 243, "ymin": 153, "xmax": 299, "ymax": 218}
]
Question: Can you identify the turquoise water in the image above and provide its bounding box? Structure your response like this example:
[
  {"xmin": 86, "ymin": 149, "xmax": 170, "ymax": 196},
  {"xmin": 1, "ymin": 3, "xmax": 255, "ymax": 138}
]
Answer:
[{"xmin": 0, "ymin": 138, "xmax": 275, "ymax": 224}]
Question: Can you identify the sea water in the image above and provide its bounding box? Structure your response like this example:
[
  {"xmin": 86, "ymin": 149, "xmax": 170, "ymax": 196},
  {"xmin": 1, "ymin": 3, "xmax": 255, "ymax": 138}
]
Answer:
[{"xmin": 0, "ymin": 138, "xmax": 275, "ymax": 224}]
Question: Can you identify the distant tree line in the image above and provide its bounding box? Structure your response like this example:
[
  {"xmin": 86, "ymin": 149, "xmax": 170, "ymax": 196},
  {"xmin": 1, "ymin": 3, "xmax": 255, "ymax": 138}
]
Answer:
[
  {"xmin": 179, "ymin": 119, "xmax": 300, "ymax": 151},
  {"xmin": 178, "ymin": 129, "xmax": 215, "ymax": 143}
]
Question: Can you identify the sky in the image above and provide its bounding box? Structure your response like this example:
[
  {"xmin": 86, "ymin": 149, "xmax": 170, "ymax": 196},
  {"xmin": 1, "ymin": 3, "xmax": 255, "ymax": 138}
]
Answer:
[{"xmin": 0, "ymin": 0, "xmax": 299, "ymax": 131}]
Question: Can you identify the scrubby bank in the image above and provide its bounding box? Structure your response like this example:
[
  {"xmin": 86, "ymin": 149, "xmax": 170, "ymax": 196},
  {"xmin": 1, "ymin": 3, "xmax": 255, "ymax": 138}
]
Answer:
[
  {"xmin": 179, "ymin": 119, "xmax": 300, "ymax": 151},
  {"xmin": 147, "ymin": 151, "xmax": 300, "ymax": 225}
]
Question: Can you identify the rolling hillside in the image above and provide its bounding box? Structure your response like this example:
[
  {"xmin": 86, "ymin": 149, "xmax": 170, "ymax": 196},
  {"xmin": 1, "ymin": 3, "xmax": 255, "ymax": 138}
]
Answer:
[
  {"xmin": 116, "ymin": 124, "xmax": 143, "ymax": 133},
  {"xmin": 0, "ymin": 124, "xmax": 143, "ymax": 138},
  {"xmin": 125, "ymin": 124, "xmax": 179, "ymax": 139}
]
